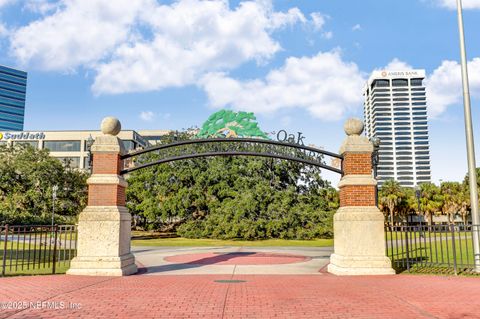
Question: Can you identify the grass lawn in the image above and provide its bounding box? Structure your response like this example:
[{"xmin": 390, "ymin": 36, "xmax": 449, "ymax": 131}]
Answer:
[
  {"xmin": 385, "ymin": 230, "xmax": 473, "ymax": 242},
  {"xmin": 1, "ymin": 241, "xmax": 75, "ymax": 276},
  {"xmin": 387, "ymin": 235, "xmax": 476, "ymax": 275},
  {"xmin": 131, "ymin": 237, "xmax": 333, "ymax": 247}
]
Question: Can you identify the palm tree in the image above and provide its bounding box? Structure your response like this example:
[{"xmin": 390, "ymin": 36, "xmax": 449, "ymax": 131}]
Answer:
[
  {"xmin": 440, "ymin": 182, "xmax": 462, "ymax": 224},
  {"xmin": 419, "ymin": 183, "xmax": 443, "ymax": 225},
  {"xmin": 399, "ymin": 187, "xmax": 418, "ymax": 223},
  {"xmin": 458, "ymin": 184, "xmax": 471, "ymax": 225},
  {"xmin": 379, "ymin": 180, "xmax": 404, "ymax": 227}
]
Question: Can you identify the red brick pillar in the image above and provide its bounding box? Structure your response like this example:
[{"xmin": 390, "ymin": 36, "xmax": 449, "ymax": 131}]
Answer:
[
  {"xmin": 67, "ymin": 117, "xmax": 137, "ymax": 276},
  {"xmin": 328, "ymin": 118, "xmax": 394, "ymax": 276},
  {"xmin": 88, "ymin": 153, "xmax": 126, "ymax": 207},
  {"xmin": 339, "ymin": 153, "xmax": 376, "ymax": 207}
]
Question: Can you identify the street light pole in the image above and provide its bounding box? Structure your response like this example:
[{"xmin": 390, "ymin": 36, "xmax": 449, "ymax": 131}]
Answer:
[
  {"xmin": 456, "ymin": 0, "xmax": 480, "ymax": 272},
  {"xmin": 52, "ymin": 185, "xmax": 58, "ymax": 228}
]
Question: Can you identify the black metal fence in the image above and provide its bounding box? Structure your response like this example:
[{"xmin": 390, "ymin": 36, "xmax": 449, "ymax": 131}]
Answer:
[
  {"xmin": 1, "ymin": 225, "xmax": 77, "ymax": 276},
  {"xmin": 385, "ymin": 224, "xmax": 480, "ymax": 275}
]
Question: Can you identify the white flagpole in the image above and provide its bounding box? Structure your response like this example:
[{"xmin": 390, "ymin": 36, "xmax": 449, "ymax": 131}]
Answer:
[{"xmin": 456, "ymin": 0, "xmax": 480, "ymax": 272}]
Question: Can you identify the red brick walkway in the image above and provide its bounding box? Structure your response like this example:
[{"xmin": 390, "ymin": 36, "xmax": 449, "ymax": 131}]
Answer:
[{"xmin": 1, "ymin": 273, "xmax": 479, "ymax": 318}]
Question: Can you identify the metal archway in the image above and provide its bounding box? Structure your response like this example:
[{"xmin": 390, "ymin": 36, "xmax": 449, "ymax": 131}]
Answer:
[{"xmin": 120, "ymin": 138, "xmax": 343, "ymax": 175}]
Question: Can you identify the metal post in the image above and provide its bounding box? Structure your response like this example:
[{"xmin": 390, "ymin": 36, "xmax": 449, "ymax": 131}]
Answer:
[
  {"xmin": 405, "ymin": 226, "xmax": 410, "ymax": 272},
  {"xmin": 2, "ymin": 225, "xmax": 8, "ymax": 276},
  {"xmin": 370, "ymin": 137, "xmax": 381, "ymax": 208},
  {"xmin": 450, "ymin": 224, "xmax": 458, "ymax": 275},
  {"xmin": 52, "ymin": 225, "xmax": 58, "ymax": 274},
  {"xmin": 456, "ymin": 0, "xmax": 480, "ymax": 272}
]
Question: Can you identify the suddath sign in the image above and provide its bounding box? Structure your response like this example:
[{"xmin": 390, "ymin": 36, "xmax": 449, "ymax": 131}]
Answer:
[{"xmin": 0, "ymin": 132, "xmax": 46, "ymax": 140}]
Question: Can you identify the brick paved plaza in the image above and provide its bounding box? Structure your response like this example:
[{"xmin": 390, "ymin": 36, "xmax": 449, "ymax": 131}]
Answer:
[{"xmin": 1, "ymin": 264, "xmax": 480, "ymax": 318}]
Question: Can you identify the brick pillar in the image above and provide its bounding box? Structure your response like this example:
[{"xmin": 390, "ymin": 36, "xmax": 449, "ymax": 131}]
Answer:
[
  {"xmin": 67, "ymin": 117, "xmax": 137, "ymax": 276},
  {"xmin": 328, "ymin": 118, "xmax": 394, "ymax": 276}
]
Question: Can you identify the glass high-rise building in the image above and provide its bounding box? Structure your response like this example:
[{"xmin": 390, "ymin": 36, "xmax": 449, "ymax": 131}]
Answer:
[
  {"xmin": 0, "ymin": 65, "xmax": 27, "ymax": 131},
  {"xmin": 363, "ymin": 70, "xmax": 431, "ymax": 187}
]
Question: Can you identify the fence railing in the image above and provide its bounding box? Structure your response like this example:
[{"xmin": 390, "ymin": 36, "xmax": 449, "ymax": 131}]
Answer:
[
  {"xmin": 385, "ymin": 224, "xmax": 480, "ymax": 275},
  {"xmin": 1, "ymin": 225, "xmax": 77, "ymax": 276}
]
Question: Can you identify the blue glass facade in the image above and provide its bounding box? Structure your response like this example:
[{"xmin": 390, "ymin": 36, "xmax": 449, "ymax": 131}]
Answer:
[{"xmin": 0, "ymin": 65, "xmax": 27, "ymax": 131}]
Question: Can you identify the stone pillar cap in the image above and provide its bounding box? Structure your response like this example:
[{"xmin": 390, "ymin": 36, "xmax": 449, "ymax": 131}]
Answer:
[
  {"xmin": 101, "ymin": 117, "xmax": 121, "ymax": 136},
  {"xmin": 344, "ymin": 118, "xmax": 364, "ymax": 136},
  {"xmin": 339, "ymin": 118, "xmax": 372, "ymax": 154}
]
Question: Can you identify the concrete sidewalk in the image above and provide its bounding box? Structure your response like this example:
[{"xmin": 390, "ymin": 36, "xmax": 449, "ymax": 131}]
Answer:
[{"xmin": 132, "ymin": 246, "xmax": 333, "ymax": 275}]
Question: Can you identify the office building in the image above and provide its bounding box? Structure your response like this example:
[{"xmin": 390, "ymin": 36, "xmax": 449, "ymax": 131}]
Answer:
[
  {"xmin": 138, "ymin": 130, "xmax": 172, "ymax": 145},
  {"xmin": 0, "ymin": 65, "xmax": 27, "ymax": 131},
  {"xmin": 0, "ymin": 130, "xmax": 154, "ymax": 170},
  {"xmin": 363, "ymin": 69, "xmax": 431, "ymax": 187}
]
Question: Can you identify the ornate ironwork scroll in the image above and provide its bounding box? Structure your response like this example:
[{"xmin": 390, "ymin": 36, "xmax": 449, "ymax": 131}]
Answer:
[{"xmin": 120, "ymin": 138, "xmax": 343, "ymax": 175}]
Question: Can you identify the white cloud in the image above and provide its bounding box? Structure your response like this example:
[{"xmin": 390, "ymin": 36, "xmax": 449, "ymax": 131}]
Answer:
[
  {"xmin": 322, "ymin": 31, "xmax": 333, "ymax": 39},
  {"xmin": 8, "ymin": 0, "xmax": 308, "ymax": 94},
  {"xmin": 93, "ymin": 0, "xmax": 305, "ymax": 94},
  {"xmin": 0, "ymin": 0, "xmax": 16, "ymax": 8},
  {"xmin": 0, "ymin": 23, "xmax": 7, "ymax": 37},
  {"xmin": 352, "ymin": 24, "xmax": 362, "ymax": 31},
  {"xmin": 23, "ymin": 0, "xmax": 61, "ymax": 14},
  {"xmin": 383, "ymin": 58, "xmax": 413, "ymax": 71},
  {"xmin": 310, "ymin": 12, "xmax": 326, "ymax": 31},
  {"xmin": 200, "ymin": 51, "xmax": 365, "ymax": 121},
  {"xmin": 436, "ymin": 0, "xmax": 480, "ymax": 9},
  {"xmin": 10, "ymin": 0, "xmax": 151, "ymax": 71},
  {"xmin": 310, "ymin": 12, "xmax": 332, "ymax": 39},
  {"xmin": 426, "ymin": 58, "xmax": 480, "ymax": 117},
  {"xmin": 139, "ymin": 111, "xmax": 155, "ymax": 122}
]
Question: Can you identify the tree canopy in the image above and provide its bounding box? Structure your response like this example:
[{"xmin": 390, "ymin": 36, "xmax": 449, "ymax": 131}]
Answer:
[
  {"xmin": 126, "ymin": 131, "xmax": 338, "ymax": 239},
  {"xmin": 0, "ymin": 144, "xmax": 88, "ymax": 225}
]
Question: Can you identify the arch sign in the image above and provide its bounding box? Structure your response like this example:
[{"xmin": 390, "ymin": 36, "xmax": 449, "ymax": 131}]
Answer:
[{"xmin": 121, "ymin": 110, "xmax": 343, "ymax": 175}]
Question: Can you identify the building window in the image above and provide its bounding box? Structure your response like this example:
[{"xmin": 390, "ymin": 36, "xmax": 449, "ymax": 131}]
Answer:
[
  {"xmin": 392, "ymin": 79, "xmax": 408, "ymax": 87},
  {"xmin": 13, "ymin": 141, "xmax": 38, "ymax": 148},
  {"xmin": 416, "ymin": 161, "xmax": 430, "ymax": 165},
  {"xmin": 83, "ymin": 156, "xmax": 90, "ymax": 170},
  {"xmin": 373, "ymin": 80, "xmax": 390, "ymax": 88},
  {"xmin": 44, "ymin": 141, "xmax": 81, "ymax": 152},
  {"xmin": 122, "ymin": 140, "xmax": 136, "ymax": 151},
  {"xmin": 56, "ymin": 157, "xmax": 80, "ymax": 169},
  {"xmin": 411, "ymin": 78, "xmax": 423, "ymax": 86}
]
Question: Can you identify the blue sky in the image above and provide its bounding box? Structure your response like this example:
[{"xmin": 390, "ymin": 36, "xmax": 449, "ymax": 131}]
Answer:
[{"xmin": 1, "ymin": 0, "xmax": 480, "ymax": 185}]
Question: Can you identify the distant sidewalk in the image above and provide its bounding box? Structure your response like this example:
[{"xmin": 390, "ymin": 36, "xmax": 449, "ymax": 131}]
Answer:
[{"xmin": 132, "ymin": 246, "xmax": 333, "ymax": 275}]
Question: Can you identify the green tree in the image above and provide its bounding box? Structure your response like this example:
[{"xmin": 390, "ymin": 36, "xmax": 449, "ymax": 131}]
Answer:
[
  {"xmin": 463, "ymin": 167, "xmax": 480, "ymax": 190},
  {"xmin": 440, "ymin": 182, "xmax": 464, "ymax": 224},
  {"xmin": 398, "ymin": 187, "xmax": 418, "ymax": 220},
  {"xmin": 379, "ymin": 180, "xmax": 404, "ymax": 226},
  {"xmin": 126, "ymin": 130, "xmax": 338, "ymax": 240},
  {"xmin": 0, "ymin": 144, "xmax": 88, "ymax": 225},
  {"xmin": 418, "ymin": 183, "xmax": 443, "ymax": 225}
]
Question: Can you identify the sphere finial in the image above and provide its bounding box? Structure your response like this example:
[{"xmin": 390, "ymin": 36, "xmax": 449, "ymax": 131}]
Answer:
[
  {"xmin": 101, "ymin": 117, "xmax": 121, "ymax": 136},
  {"xmin": 344, "ymin": 118, "xmax": 364, "ymax": 136}
]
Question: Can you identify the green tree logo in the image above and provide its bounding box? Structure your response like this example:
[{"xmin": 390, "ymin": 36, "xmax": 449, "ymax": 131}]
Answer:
[{"xmin": 196, "ymin": 110, "xmax": 269, "ymax": 139}]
